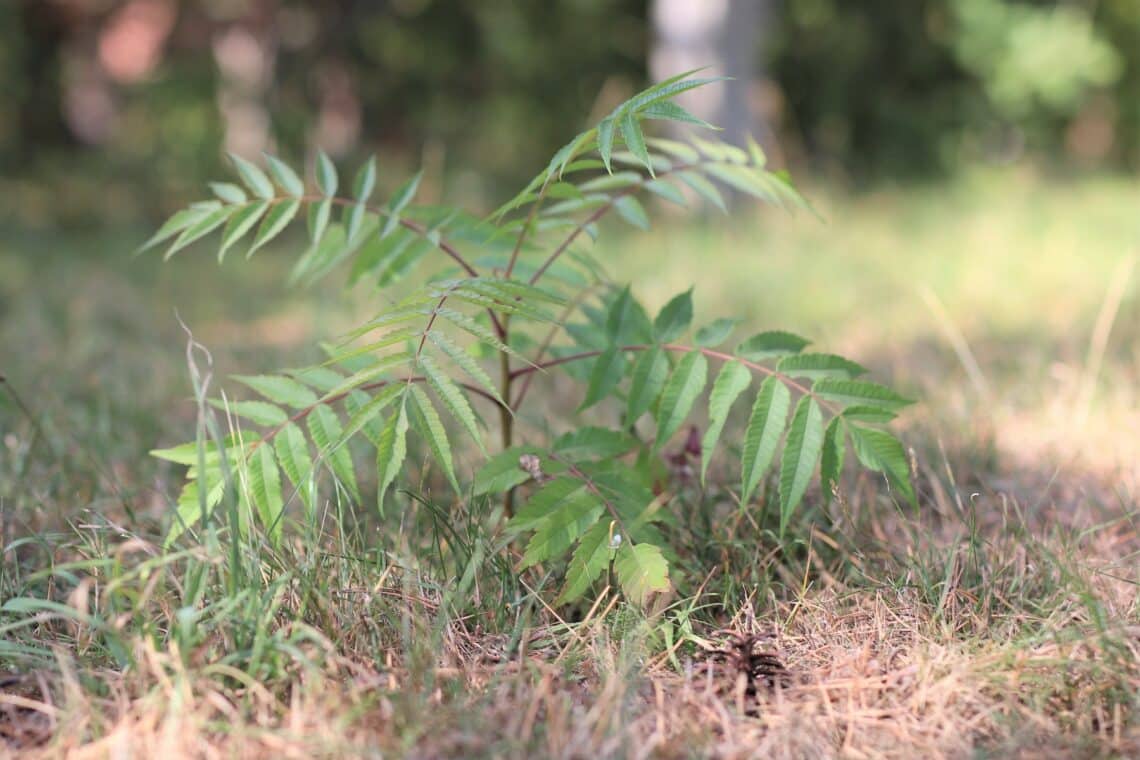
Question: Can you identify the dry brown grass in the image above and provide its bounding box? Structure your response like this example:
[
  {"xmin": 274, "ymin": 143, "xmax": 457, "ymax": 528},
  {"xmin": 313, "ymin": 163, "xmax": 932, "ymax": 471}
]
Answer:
[{"xmin": 6, "ymin": 485, "xmax": 1138, "ymax": 760}]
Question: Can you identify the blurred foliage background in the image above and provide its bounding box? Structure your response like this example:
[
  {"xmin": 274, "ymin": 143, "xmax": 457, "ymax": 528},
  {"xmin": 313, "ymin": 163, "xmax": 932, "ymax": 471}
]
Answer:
[{"xmin": 1, "ymin": 0, "xmax": 1137, "ymax": 230}]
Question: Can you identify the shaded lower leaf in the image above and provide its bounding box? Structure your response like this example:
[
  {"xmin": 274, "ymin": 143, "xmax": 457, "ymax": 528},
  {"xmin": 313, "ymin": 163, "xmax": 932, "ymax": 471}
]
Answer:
[
  {"xmin": 553, "ymin": 427, "xmax": 637, "ymax": 462},
  {"xmin": 472, "ymin": 444, "xmax": 545, "ymax": 495},
  {"xmin": 510, "ymin": 477, "xmax": 588, "ymax": 533},
  {"xmin": 614, "ymin": 543, "xmax": 671, "ymax": 606},
  {"xmin": 820, "ymin": 416, "xmax": 846, "ymax": 503},
  {"xmin": 556, "ymin": 520, "xmax": 613, "ymax": 605},
  {"xmin": 520, "ymin": 488, "xmax": 602, "ymax": 567},
  {"xmin": 849, "ymin": 425, "xmax": 915, "ymax": 506}
]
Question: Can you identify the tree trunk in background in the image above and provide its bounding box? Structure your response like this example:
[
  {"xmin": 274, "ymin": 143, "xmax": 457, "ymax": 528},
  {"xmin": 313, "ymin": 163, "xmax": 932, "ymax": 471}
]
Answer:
[{"xmin": 649, "ymin": 0, "xmax": 771, "ymax": 149}]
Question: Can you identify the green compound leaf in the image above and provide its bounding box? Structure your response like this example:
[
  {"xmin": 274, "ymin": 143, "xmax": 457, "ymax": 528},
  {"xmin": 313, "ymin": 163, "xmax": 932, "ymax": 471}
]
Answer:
[
  {"xmin": 316, "ymin": 150, "xmax": 338, "ymax": 197},
  {"xmin": 812, "ymin": 378, "xmax": 914, "ymax": 412},
  {"xmin": 641, "ymin": 99, "xmax": 713, "ymax": 128},
  {"xmin": 139, "ymin": 204, "xmax": 215, "ymax": 252},
  {"xmin": 597, "ymin": 117, "xmax": 616, "ymax": 172},
  {"xmin": 618, "ymin": 111, "xmax": 652, "ymax": 175},
  {"xmin": 345, "ymin": 202, "xmax": 367, "ymax": 243},
  {"xmin": 627, "ymin": 346, "xmax": 669, "ymax": 423},
  {"xmin": 695, "ymin": 318, "xmax": 739, "ymax": 348},
  {"xmin": 217, "ymin": 400, "xmax": 288, "ymax": 427},
  {"xmin": 166, "ymin": 204, "xmax": 234, "ymax": 259},
  {"xmin": 233, "ymin": 374, "xmax": 319, "ymax": 409},
  {"xmin": 246, "ymin": 443, "xmax": 284, "ymax": 542},
  {"xmin": 375, "ymin": 397, "xmax": 409, "ymax": 513},
  {"xmin": 701, "ymin": 360, "xmax": 752, "ymax": 484},
  {"xmin": 381, "ymin": 171, "xmax": 423, "ymax": 238},
  {"xmin": 230, "ymin": 153, "xmax": 275, "ymax": 200},
  {"xmin": 675, "ymin": 170, "xmax": 726, "ymax": 212},
  {"xmin": 418, "ymin": 354, "xmax": 485, "ymax": 454},
  {"xmin": 264, "ymin": 154, "xmax": 305, "ymax": 197},
  {"xmin": 841, "ymin": 405, "xmax": 898, "ymax": 424},
  {"xmin": 407, "ymin": 384, "xmax": 459, "ymax": 495},
  {"xmin": 307, "ymin": 405, "xmax": 359, "ymax": 501},
  {"xmin": 604, "ymin": 286, "xmax": 654, "ymax": 346},
  {"xmin": 248, "ymin": 198, "xmax": 301, "ymax": 258},
  {"xmin": 820, "ymin": 416, "xmax": 846, "ymax": 504},
  {"xmin": 219, "ymin": 200, "xmax": 269, "ymax": 262},
  {"xmin": 339, "ymin": 383, "xmax": 405, "ymax": 447},
  {"xmin": 427, "ymin": 330, "xmax": 505, "ymax": 407},
  {"xmin": 473, "ymin": 444, "xmax": 546, "ymax": 496},
  {"xmin": 307, "ymin": 197, "xmax": 332, "ymax": 246},
  {"xmin": 776, "ymin": 353, "xmax": 867, "ymax": 380},
  {"xmin": 740, "ymin": 375, "xmax": 791, "ymax": 503},
  {"xmin": 614, "ymin": 543, "xmax": 671, "ymax": 606},
  {"xmin": 552, "ymin": 427, "xmax": 637, "ymax": 462},
  {"xmin": 210, "ymin": 182, "xmax": 247, "ymax": 204},
  {"xmin": 274, "ymin": 422, "xmax": 314, "ymax": 512},
  {"xmin": 579, "ymin": 346, "xmax": 628, "ymax": 412},
  {"xmin": 353, "ymin": 155, "xmax": 377, "ymax": 201},
  {"xmin": 654, "ymin": 350, "xmax": 708, "ymax": 450},
  {"xmin": 736, "ymin": 330, "xmax": 810, "ymax": 361},
  {"xmin": 778, "ymin": 396, "xmax": 824, "ymax": 537},
  {"xmin": 849, "ymin": 425, "xmax": 915, "ymax": 507},
  {"xmin": 556, "ymin": 520, "xmax": 613, "ymax": 605},
  {"xmin": 654, "ymin": 288, "xmax": 693, "ymax": 343},
  {"xmin": 613, "ymin": 196, "xmax": 650, "ymax": 231},
  {"xmin": 520, "ymin": 486, "xmax": 602, "ymax": 568}
]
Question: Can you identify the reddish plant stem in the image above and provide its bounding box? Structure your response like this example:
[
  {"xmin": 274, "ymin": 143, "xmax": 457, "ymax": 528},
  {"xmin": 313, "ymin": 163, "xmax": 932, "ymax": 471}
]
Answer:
[{"xmin": 507, "ymin": 343, "xmax": 837, "ymax": 413}]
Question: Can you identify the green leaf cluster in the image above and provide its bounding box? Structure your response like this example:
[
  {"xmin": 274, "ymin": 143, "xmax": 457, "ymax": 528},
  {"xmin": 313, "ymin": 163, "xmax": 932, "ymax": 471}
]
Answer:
[{"xmin": 148, "ymin": 73, "xmax": 915, "ymax": 604}]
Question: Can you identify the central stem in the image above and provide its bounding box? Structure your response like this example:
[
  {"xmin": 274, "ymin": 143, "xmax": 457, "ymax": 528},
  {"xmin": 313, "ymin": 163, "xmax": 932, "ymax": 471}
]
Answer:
[{"xmin": 499, "ymin": 315, "xmax": 515, "ymax": 517}]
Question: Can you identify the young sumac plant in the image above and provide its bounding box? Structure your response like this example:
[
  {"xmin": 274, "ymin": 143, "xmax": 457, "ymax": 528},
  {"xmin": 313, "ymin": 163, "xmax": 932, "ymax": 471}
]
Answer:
[{"xmin": 147, "ymin": 73, "xmax": 914, "ymax": 605}]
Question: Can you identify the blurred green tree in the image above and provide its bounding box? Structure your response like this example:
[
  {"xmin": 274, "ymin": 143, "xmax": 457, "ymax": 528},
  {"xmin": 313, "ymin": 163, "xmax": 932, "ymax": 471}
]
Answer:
[{"xmin": 2, "ymin": 0, "xmax": 1136, "ymax": 228}]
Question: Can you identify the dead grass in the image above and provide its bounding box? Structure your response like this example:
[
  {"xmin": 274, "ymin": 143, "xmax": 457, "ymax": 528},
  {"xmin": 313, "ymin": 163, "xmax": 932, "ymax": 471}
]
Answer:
[{"xmin": 5, "ymin": 476, "xmax": 1137, "ymax": 759}]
